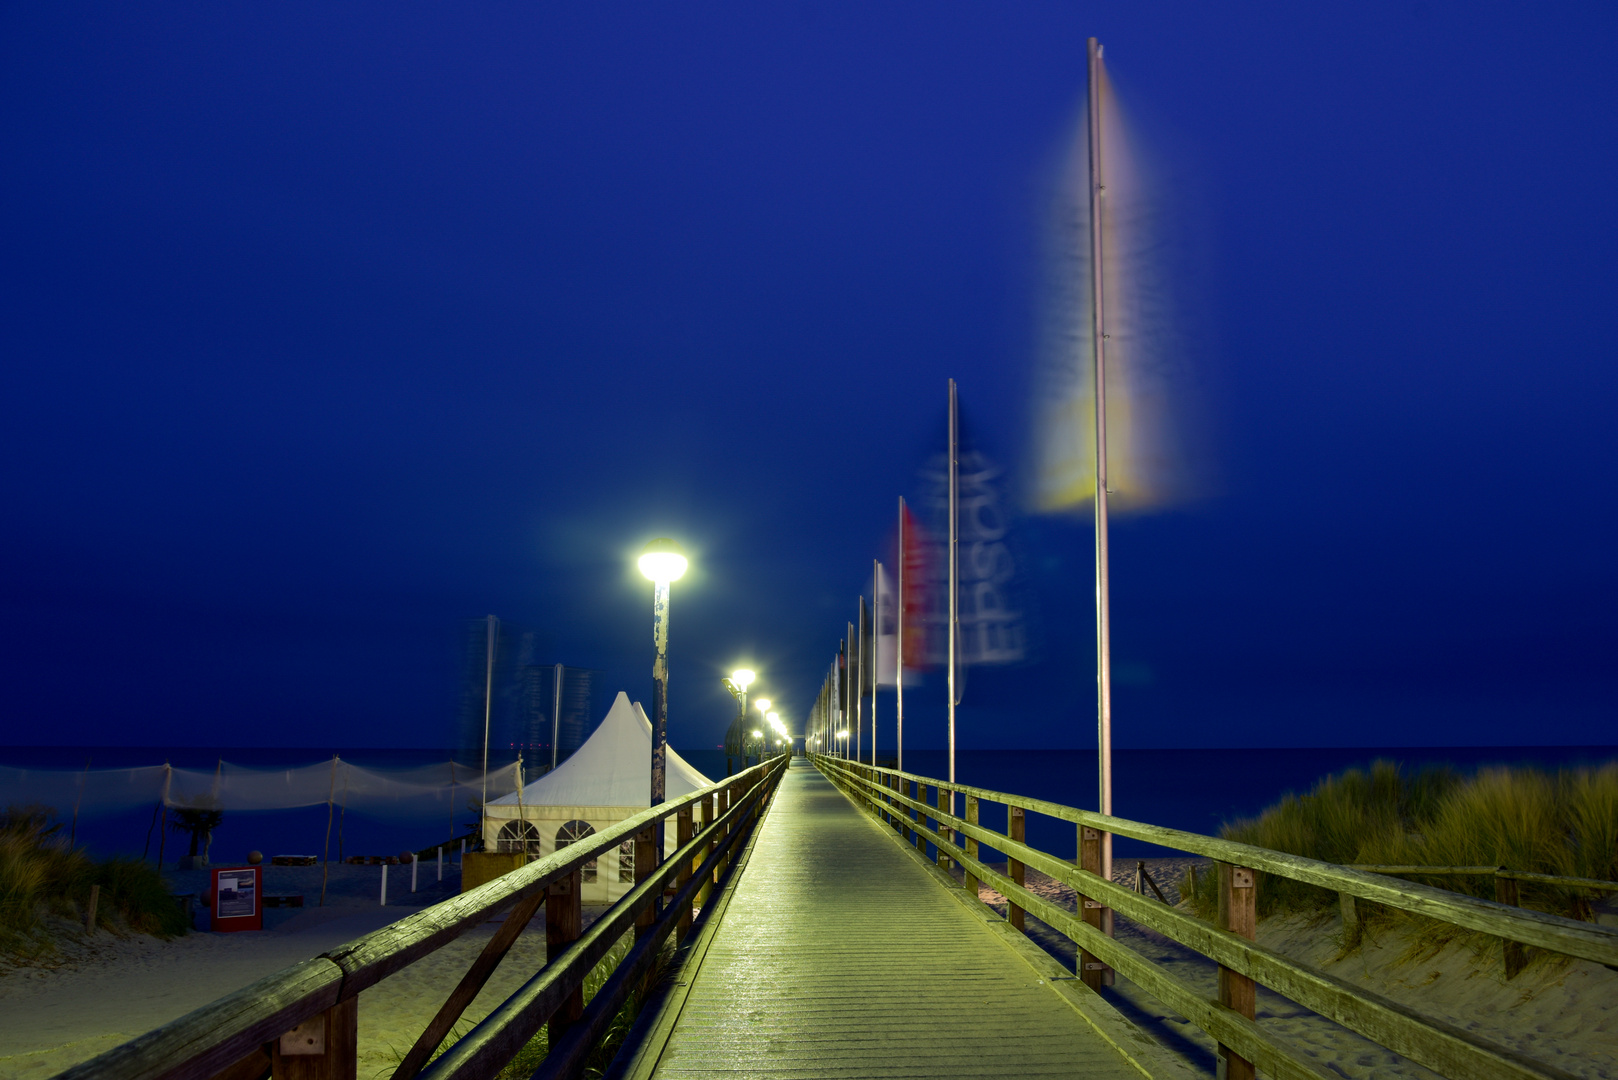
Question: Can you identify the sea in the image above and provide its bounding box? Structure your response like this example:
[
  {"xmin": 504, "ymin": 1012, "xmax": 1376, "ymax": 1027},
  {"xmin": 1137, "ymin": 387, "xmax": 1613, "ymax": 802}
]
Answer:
[{"xmin": 3, "ymin": 745, "xmax": 1613, "ymax": 867}]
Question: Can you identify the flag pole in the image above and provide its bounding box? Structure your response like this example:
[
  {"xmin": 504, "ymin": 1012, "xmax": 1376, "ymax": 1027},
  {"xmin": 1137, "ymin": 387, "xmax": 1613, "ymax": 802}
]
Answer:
[
  {"xmin": 480, "ymin": 615, "xmax": 498, "ymax": 847},
  {"xmin": 896, "ymin": 498, "xmax": 905, "ymax": 774},
  {"xmin": 947, "ymin": 378, "xmax": 958, "ymax": 818},
  {"xmin": 1087, "ymin": 36, "xmax": 1116, "ymax": 911},
  {"xmin": 871, "ymin": 559, "xmax": 879, "ymax": 767}
]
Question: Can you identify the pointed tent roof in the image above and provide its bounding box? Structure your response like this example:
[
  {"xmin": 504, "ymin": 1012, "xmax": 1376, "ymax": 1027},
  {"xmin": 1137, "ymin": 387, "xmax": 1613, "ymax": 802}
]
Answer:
[{"xmin": 488, "ymin": 691, "xmax": 713, "ymax": 807}]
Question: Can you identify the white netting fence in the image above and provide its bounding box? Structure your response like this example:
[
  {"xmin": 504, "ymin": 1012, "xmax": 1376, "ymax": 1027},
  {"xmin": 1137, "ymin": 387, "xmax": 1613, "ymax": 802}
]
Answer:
[{"xmin": 0, "ymin": 758, "xmax": 521, "ymax": 819}]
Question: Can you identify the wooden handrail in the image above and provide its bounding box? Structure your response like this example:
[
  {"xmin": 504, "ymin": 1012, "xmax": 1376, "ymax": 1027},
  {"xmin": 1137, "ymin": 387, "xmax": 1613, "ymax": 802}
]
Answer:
[
  {"xmin": 1348, "ymin": 865, "xmax": 1618, "ymax": 891},
  {"xmin": 817, "ymin": 757, "xmax": 1618, "ymax": 969},
  {"xmin": 816, "ymin": 756, "xmax": 1607, "ymax": 1080},
  {"xmin": 55, "ymin": 755, "xmax": 789, "ymax": 1080}
]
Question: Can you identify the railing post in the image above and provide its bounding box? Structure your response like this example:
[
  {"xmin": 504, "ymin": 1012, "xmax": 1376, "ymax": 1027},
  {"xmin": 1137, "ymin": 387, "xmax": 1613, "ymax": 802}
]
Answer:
[
  {"xmin": 1495, "ymin": 869, "xmax": 1527, "ymax": 979},
  {"xmin": 1079, "ymin": 826, "xmax": 1108, "ymax": 990},
  {"xmin": 634, "ymin": 825, "xmax": 658, "ymax": 939},
  {"xmin": 676, "ymin": 805, "xmax": 694, "ymax": 943},
  {"xmin": 546, "ymin": 868, "xmax": 584, "ymax": 1043},
  {"xmin": 1217, "ymin": 863, "xmax": 1258, "ymax": 1080},
  {"xmin": 964, "ymin": 795, "xmax": 980, "ymax": 901},
  {"xmin": 698, "ymin": 791, "xmax": 717, "ymax": 902},
  {"xmin": 1008, "ymin": 805, "xmax": 1026, "ymax": 932},
  {"xmin": 272, "ymin": 998, "xmax": 357, "ymax": 1080},
  {"xmin": 910, "ymin": 779, "xmax": 923, "ymax": 850},
  {"xmin": 934, "ymin": 786, "xmax": 950, "ymax": 869}
]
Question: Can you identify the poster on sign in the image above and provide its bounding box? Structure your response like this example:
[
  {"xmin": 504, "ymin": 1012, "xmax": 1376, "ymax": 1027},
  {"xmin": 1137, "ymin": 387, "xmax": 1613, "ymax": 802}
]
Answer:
[{"xmin": 210, "ymin": 866, "xmax": 262, "ymax": 931}]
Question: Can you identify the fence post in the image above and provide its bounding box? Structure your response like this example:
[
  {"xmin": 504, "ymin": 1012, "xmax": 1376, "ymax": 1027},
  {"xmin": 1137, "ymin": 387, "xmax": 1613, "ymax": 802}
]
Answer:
[
  {"xmin": 1495, "ymin": 870, "xmax": 1527, "ymax": 980},
  {"xmin": 935, "ymin": 786, "xmax": 951, "ymax": 870},
  {"xmin": 676, "ymin": 805, "xmax": 694, "ymax": 943},
  {"xmin": 698, "ymin": 791, "xmax": 717, "ymax": 904},
  {"xmin": 546, "ymin": 868, "xmax": 584, "ymax": 1043},
  {"xmin": 1008, "ymin": 806, "xmax": 1026, "ymax": 932},
  {"xmin": 1079, "ymin": 826, "xmax": 1107, "ymax": 990},
  {"xmin": 1339, "ymin": 891, "xmax": 1361, "ymax": 948},
  {"xmin": 964, "ymin": 796, "xmax": 980, "ymax": 902},
  {"xmin": 272, "ymin": 997, "xmax": 357, "ymax": 1080},
  {"xmin": 634, "ymin": 824, "xmax": 658, "ymax": 939},
  {"xmin": 1217, "ymin": 863, "xmax": 1258, "ymax": 1080}
]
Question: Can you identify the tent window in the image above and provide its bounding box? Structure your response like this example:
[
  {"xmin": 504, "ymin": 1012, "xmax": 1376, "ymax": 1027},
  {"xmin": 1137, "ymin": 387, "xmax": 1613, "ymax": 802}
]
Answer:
[
  {"xmin": 618, "ymin": 840, "xmax": 634, "ymax": 883},
  {"xmin": 555, "ymin": 820, "xmax": 597, "ymax": 882},
  {"xmin": 496, "ymin": 820, "xmax": 541, "ymax": 856}
]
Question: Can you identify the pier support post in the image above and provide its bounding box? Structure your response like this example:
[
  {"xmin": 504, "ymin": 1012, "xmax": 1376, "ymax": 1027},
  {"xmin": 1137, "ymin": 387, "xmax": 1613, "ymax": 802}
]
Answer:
[
  {"xmin": 1217, "ymin": 863, "xmax": 1258, "ymax": 1080},
  {"xmin": 547, "ymin": 869, "xmax": 584, "ymax": 1042}
]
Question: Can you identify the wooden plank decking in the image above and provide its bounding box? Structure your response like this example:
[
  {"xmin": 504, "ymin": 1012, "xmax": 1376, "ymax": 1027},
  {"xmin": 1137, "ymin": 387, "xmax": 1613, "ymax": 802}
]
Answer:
[{"xmin": 634, "ymin": 759, "xmax": 1156, "ymax": 1079}]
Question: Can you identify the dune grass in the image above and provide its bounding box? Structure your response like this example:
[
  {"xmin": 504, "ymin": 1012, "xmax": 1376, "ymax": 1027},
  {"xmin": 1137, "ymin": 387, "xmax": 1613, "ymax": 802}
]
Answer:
[
  {"xmin": 1, "ymin": 804, "xmax": 187, "ymax": 959},
  {"xmin": 1181, "ymin": 761, "xmax": 1618, "ymax": 929}
]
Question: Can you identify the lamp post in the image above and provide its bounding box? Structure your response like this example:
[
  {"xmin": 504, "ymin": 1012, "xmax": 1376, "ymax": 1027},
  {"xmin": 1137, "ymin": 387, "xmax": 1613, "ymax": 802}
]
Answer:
[
  {"xmin": 638, "ymin": 539, "xmax": 688, "ymax": 822},
  {"xmin": 724, "ymin": 674, "xmax": 756, "ymax": 775}
]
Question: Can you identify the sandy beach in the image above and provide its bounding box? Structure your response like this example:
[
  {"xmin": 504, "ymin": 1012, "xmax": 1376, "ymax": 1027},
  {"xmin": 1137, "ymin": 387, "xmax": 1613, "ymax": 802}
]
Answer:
[
  {"xmin": 0, "ymin": 861, "xmax": 608, "ymax": 1080},
  {"xmin": 4, "ymin": 856, "xmax": 1613, "ymax": 1079}
]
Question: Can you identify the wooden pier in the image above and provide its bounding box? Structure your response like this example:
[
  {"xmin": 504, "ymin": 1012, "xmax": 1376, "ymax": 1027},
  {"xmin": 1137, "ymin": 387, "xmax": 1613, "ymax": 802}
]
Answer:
[{"xmin": 615, "ymin": 759, "xmax": 1172, "ymax": 1079}]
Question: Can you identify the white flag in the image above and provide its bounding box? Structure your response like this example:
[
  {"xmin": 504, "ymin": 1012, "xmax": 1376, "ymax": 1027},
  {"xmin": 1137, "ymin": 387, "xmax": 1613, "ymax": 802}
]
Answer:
[{"xmin": 873, "ymin": 562, "xmax": 898, "ymax": 689}]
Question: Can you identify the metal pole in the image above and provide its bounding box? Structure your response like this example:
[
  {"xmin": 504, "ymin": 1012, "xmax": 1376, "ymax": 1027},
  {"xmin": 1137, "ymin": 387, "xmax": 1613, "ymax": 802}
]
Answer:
[
  {"xmin": 650, "ymin": 579, "xmax": 670, "ymax": 810},
  {"xmin": 552, "ymin": 662, "xmax": 563, "ymax": 771},
  {"xmin": 480, "ymin": 615, "xmax": 498, "ymax": 843},
  {"xmin": 1088, "ymin": 36, "xmax": 1117, "ymax": 934},
  {"xmin": 897, "ymin": 498, "xmax": 905, "ymax": 774},
  {"xmin": 320, "ymin": 754, "xmax": 337, "ymax": 907},
  {"xmin": 947, "ymin": 378, "xmax": 959, "ymax": 815},
  {"xmin": 871, "ymin": 560, "xmax": 879, "ymax": 767},
  {"xmin": 855, "ymin": 597, "xmax": 865, "ymax": 765}
]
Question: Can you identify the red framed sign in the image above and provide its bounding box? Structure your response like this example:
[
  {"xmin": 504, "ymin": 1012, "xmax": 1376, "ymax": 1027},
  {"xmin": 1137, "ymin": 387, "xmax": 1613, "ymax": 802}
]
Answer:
[{"xmin": 210, "ymin": 866, "xmax": 263, "ymax": 932}]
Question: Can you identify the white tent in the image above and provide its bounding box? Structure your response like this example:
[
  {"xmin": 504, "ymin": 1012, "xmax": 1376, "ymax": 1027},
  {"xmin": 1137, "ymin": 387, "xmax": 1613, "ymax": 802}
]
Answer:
[{"xmin": 482, "ymin": 691, "xmax": 714, "ymax": 902}]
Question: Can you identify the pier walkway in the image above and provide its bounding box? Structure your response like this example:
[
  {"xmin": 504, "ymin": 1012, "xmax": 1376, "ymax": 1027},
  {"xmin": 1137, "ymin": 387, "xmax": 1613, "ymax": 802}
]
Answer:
[{"xmin": 623, "ymin": 759, "xmax": 1159, "ymax": 1079}]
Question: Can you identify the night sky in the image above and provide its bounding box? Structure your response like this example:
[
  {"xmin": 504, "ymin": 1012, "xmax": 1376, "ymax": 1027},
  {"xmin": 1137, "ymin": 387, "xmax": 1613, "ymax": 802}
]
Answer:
[{"xmin": 3, "ymin": 3, "xmax": 1615, "ymax": 753}]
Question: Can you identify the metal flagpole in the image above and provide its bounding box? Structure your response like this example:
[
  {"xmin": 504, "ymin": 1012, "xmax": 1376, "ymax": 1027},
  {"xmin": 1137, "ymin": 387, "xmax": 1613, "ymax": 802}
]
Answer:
[
  {"xmin": 551, "ymin": 663, "xmax": 563, "ymax": 771},
  {"xmin": 1088, "ymin": 36, "xmax": 1116, "ymax": 921},
  {"xmin": 897, "ymin": 497, "xmax": 905, "ymax": 774},
  {"xmin": 480, "ymin": 615, "xmax": 498, "ymax": 845},
  {"xmin": 855, "ymin": 597, "xmax": 865, "ymax": 764},
  {"xmin": 871, "ymin": 559, "xmax": 879, "ymax": 767},
  {"xmin": 947, "ymin": 379, "xmax": 959, "ymax": 816}
]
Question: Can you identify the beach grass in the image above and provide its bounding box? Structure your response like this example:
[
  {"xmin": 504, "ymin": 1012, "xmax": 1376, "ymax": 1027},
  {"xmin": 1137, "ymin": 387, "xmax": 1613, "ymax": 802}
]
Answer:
[
  {"xmin": 1181, "ymin": 761, "xmax": 1618, "ymax": 931},
  {"xmin": 1, "ymin": 804, "xmax": 187, "ymax": 959}
]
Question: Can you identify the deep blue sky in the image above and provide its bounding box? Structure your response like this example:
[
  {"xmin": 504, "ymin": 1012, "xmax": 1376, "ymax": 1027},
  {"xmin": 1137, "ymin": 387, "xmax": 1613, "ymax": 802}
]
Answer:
[{"xmin": 3, "ymin": 3, "xmax": 1615, "ymax": 752}]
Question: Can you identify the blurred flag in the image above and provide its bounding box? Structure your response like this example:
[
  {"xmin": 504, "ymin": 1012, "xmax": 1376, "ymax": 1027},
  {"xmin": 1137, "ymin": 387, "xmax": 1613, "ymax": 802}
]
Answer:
[
  {"xmin": 1028, "ymin": 61, "xmax": 1209, "ymax": 515},
  {"xmin": 914, "ymin": 406, "xmax": 1029, "ymax": 669}
]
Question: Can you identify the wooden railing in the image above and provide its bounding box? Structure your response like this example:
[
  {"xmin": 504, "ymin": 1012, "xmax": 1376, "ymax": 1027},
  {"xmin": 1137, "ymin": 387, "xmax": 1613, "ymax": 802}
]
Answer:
[
  {"xmin": 814, "ymin": 755, "xmax": 1616, "ymax": 1080},
  {"xmin": 56, "ymin": 754, "xmax": 790, "ymax": 1080}
]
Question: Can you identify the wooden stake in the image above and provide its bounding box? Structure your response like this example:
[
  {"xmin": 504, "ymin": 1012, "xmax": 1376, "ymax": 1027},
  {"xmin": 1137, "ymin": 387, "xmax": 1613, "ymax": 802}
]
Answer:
[{"xmin": 1495, "ymin": 870, "xmax": 1527, "ymax": 980}]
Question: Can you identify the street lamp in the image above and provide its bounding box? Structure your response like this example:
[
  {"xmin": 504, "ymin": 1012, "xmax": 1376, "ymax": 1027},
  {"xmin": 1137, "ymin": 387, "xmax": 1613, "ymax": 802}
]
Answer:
[
  {"xmin": 638, "ymin": 538, "xmax": 687, "ymax": 818},
  {"xmin": 723, "ymin": 670, "xmax": 756, "ymax": 774}
]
